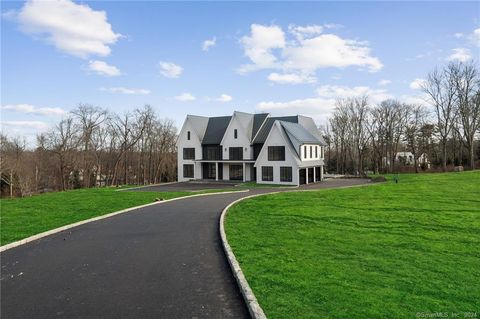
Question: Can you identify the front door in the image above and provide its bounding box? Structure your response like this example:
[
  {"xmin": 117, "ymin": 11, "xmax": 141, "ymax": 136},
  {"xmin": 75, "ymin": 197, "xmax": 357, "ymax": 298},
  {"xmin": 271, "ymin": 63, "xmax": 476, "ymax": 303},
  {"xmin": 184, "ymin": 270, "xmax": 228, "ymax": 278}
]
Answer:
[{"xmin": 202, "ymin": 163, "xmax": 216, "ymax": 179}]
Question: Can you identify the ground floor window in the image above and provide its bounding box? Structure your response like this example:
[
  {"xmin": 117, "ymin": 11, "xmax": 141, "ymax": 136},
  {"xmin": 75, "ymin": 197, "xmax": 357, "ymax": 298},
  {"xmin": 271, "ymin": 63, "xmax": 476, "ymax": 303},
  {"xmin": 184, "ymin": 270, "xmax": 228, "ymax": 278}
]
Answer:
[
  {"xmin": 315, "ymin": 166, "xmax": 321, "ymax": 181},
  {"xmin": 262, "ymin": 166, "xmax": 273, "ymax": 181},
  {"xmin": 280, "ymin": 166, "xmax": 292, "ymax": 182},
  {"xmin": 183, "ymin": 164, "xmax": 194, "ymax": 178},
  {"xmin": 229, "ymin": 164, "xmax": 243, "ymax": 180}
]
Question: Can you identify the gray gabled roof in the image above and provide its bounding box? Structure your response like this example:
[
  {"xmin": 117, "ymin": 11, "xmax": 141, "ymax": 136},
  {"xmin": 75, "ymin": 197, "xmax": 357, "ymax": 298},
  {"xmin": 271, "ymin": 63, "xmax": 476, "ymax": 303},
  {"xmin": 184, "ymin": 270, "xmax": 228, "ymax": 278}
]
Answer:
[
  {"xmin": 279, "ymin": 120, "xmax": 324, "ymax": 156},
  {"xmin": 251, "ymin": 113, "xmax": 269, "ymax": 140},
  {"xmin": 253, "ymin": 116, "xmax": 298, "ymax": 144},
  {"xmin": 201, "ymin": 116, "xmax": 232, "ymax": 145}
]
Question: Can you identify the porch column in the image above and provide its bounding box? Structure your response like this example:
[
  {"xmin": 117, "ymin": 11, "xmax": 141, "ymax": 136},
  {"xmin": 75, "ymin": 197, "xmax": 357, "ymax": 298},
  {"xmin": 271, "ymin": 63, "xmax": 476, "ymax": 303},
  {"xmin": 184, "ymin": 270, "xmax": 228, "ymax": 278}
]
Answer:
[
  {"xmin": 306, "ymin": 168, "xmax": 309, "ymax": 185},
  {"xmin": 320, "ymin": 166, "xmax": 324, "ymax": 181},
  {"xmin": 242, "ymin": 162, "xmax": 246, "ymax": 182},
  {"xmin": 215, "ymin": 162, "xmax": 219, "ymax": 181},
  {"xmin": 313, "ymin": 167, "xmax": 316, "ymax": 183}
]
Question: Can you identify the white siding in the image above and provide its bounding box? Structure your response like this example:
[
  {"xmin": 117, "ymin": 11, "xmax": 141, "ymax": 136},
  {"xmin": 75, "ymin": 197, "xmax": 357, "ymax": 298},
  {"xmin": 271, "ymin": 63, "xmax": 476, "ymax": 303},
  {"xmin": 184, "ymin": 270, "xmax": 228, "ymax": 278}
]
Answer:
[
  {"xmin": 254, "ymin": 122, "xmax": 299, "ymax": 185},
  {"xmin": 177, "ymin": 119, "xmax": 203, "ymax": 181},
  {"xmin": 221, "ymin": 114, "xmax": 253, "ymax": 160}
]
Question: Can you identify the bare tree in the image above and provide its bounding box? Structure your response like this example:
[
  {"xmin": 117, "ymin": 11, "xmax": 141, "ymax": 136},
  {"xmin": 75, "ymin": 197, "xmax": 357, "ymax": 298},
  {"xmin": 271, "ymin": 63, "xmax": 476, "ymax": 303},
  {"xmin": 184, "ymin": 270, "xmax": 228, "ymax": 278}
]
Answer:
[
  {"xmin": 451, "ymin": 61, "xmax": 480, "ymax": 170},
  {"xmin": 423, "ymin": 65, "xmax": 458, "ymax": 171}
]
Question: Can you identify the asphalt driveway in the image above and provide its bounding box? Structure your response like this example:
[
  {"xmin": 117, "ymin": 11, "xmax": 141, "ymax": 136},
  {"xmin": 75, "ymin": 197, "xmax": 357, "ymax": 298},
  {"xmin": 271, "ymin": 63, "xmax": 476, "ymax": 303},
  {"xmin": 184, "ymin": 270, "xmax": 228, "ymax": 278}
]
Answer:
[
  {"xmin": 125, "ymin": 181, "xmax": 239, "ymax": 192},
  {"xmin": 1, "ymin": 178, "xmax": 369, "ymax": 318}
]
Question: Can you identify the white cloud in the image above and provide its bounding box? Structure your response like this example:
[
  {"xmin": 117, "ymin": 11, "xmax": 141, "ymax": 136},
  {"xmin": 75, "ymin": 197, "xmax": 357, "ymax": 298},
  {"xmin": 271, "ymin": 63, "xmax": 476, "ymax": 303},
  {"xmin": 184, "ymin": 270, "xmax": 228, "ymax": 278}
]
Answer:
[
  {"xmin": 14, "ymin": 0, "xmax": 121, "ymax": 58},
  {"xmin": 239, "ymin": 24, "xmax": 286, "ymax": 73},
  {"xmin": 100, "ymin": 87, "xmax": 150, "ymax": 95},
  {"xmin": 378, "ymin": 79, "xmax": 392, "ymax": 86},
  {"xmin": 410, "ymin": 78, "xmax": 427, "ymax": 90},
  {"xmin": 239, "ymin": 23, "xmax": 383, "ymax": 82},
  {"xmin": 216, "ymin": 94, "xmax": 233, "ymax": 102},
  {"xmin": 471, "ymin": 28, "xmax": 480, "ymax": 46},
  {"xmin": 447, "ymin": 48, "xmax": 472, "ymax": 62},
  {"xmin": 454, "ymin": 33, "xmax": 464, "ymax": 39},
  {"xmin": 257, "ymin": 85, "xmax": 392, "ymax": 122},
  {"xmin": 267, "ymin": 72, "xmax": 315, "ymax": 84},
  {"xmin": 175, "ymin": 93, "xmax": 196, "ymax": 102},
  {"xmin": 159, "ymin": 61, "xmax": 183, "ymax": 78},
  {"xmin": 88, "ymin": 60, "xmax": 121, "ymax": 76},
  {"xmin": 1, "ymin": 104, "xmax": 66, "ymax": 116},
  {"xmin": 1, "ymin": 120, "xmax": 50, "ymax": 131},
  {"xmin": 288, "ymin": 24, "xmax": 323, "ymax": 41},
  {"xmin": 202, "ymin": 37, "xmax": 216, "ymax": 51}
]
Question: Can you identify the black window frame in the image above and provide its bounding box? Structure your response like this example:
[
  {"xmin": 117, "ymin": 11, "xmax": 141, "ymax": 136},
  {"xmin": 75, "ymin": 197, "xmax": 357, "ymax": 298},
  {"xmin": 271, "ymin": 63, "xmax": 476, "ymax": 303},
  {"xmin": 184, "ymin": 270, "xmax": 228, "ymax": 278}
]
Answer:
[
  {"xmin": 183, "ymin": 164, "xmax": 194, "ymax": 178},
  {"xmin": 261, "ymin": 166, "xmax": 273, "ymax": 181},
  {"xmin": 183, "ymin": 148, "xmax": 195, "ymax": 160},
  {"xmin": 268, "ymin": 146, "xmax": 285, "ymax": 161},
  {"xmin": 234, "ymin": 129, "xmax": 238, "ymax": 139},
  {"xmin": 304, "ymin": 145, "xmax": 307, "ymax": 158},
  {"xmin": 310, "ymin": 146, "xmax": 313, "ymax": 158},
  {"xmin": 280, "ymin": 166, "xmax": 292, "ymax": 182},
  {"xmin": 315, "ymin": 146, "xmax": 318, "ymax": 158},
  {"xmin": 187, "ymin": 131, "xmax": 190, "ymax": 140},
  {"xmin": 202, "ymin": 145, "xmax": 222, "ymax": 160},
  {"xmin": 229, "ymin": 147, "xmax": 243, "ymax": 160}
]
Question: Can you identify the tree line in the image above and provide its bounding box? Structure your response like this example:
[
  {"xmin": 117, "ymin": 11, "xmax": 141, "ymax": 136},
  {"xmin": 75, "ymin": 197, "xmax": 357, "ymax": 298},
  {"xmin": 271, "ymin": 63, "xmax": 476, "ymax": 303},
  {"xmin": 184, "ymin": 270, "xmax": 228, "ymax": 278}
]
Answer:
[
  {"xmin": 1, "ymin": 105, "xmax": 177, "ymax": 197},
  {"xmin": 322, "ymin": 61, "xmax": 480, "ymax": 175}
]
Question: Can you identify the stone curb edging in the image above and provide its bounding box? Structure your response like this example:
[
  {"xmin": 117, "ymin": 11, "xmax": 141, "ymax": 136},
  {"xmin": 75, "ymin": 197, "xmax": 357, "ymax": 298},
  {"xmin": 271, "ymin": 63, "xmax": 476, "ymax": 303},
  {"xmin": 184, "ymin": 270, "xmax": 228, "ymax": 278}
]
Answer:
[
  {"xmin": 220, "ymin": 192, "xmax": 282, "ymax": 319},
  {"xmin": 0, "ymin": 189, "xmax": 249, "ymax": 253},
  {"xmin": 219, "ymin": 181, "xmax": 375, "ymax": 319}
]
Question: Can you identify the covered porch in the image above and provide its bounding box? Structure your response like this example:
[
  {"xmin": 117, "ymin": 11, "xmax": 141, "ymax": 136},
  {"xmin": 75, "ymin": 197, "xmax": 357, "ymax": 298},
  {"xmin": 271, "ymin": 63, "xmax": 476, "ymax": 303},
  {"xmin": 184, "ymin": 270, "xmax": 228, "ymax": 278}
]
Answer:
[
  {"xmin": 298, "ymin": 166, "xmax": 323, "ymax": 185},
  {"xmin": 195, "ymin": 160, "xmax": 255, "ymax": 182}
]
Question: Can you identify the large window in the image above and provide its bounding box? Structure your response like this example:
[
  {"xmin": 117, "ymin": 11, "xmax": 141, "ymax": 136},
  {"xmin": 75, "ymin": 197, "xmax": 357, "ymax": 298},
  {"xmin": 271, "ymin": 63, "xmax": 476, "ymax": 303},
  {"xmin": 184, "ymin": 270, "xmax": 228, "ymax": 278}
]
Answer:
[
  {"xmin": 183, "ymin": 164, "xmax": 194, "ymax": 178},
  {"xmin": 280, "ymin": 166, "xmax": 292, "ymax": 182},
  {"xmin": 183, "ymin": 148, "xmax": 195, "ymax": 160},
  {"xmin": 229, "ymin": 165, "xmax": 243, "ymax": 180},
  {"xmin": 229, "ymin": 147, "xmax": 243, "ymax": 160},
  {"xmin": 268, "ymin": 146, "xmax": 285, "ymax": 161},
  {"xmin": 262, "ymin": 166, "xmax": 273, "ymax": 181},
  {"xmin": 203, "ymin": 146, "xmax": 222, "ymax": 160}
]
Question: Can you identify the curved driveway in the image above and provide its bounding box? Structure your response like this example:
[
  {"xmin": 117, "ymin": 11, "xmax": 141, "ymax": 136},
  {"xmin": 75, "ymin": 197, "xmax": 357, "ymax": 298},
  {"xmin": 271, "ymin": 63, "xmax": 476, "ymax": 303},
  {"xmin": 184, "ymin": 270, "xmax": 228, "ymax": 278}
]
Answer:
[{"xmin": 1, "ymin": 179, "xmax": 369, "ymax": 319}]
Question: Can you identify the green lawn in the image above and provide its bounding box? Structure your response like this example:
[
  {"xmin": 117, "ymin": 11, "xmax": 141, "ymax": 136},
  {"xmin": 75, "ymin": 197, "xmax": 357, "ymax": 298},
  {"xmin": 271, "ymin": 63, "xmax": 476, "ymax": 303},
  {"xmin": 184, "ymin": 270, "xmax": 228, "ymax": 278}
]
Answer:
[
  {"xmin": 0, "ymin": 187, "xmax": 236, "ymax": 245},
  {"xmin": 225, "ymin": 171, "xmax": 480, "ymax": 319}
]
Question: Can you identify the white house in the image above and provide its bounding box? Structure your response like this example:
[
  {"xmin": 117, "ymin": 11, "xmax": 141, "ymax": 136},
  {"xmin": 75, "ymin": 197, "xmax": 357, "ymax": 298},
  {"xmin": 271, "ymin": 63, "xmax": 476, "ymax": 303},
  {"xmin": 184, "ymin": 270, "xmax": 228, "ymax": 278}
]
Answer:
[
  {"xmin": 177, "ymin": 111, "xmax": 327, "ymax": 185},
  {"xmin": 395, "ymin": 151, "xmax": 430, "ymax": 168}
]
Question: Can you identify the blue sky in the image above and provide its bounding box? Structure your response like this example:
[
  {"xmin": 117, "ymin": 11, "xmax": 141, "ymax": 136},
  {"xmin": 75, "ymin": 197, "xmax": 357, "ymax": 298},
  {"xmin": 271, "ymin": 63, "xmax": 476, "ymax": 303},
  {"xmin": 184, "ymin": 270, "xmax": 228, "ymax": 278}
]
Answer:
[{"xmin": 1, "ymin": 0, "xmax": 479, "ymax": 144}]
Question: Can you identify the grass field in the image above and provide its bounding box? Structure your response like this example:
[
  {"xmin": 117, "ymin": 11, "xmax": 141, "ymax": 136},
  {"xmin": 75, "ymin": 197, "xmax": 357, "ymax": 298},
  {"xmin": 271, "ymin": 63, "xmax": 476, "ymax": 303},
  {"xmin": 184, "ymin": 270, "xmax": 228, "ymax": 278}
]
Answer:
[
  {"xmin": 0, "ymin": 186, "xmax": 236, "ymax": 245},
  {"xmin": 225, "ymin": 171, "xmax": 480, "ymax": 318}
]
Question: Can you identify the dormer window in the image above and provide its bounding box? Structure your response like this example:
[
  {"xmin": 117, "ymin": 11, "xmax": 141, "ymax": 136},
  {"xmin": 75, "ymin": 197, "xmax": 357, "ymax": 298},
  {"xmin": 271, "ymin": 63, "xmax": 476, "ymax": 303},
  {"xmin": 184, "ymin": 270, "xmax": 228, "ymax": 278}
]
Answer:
[
  {"xmin": 234, "ymin": 129, "xmax": 238, "ymax": 139},
  {"xmin": 187, "ymin": 131, "xmax": 191, "ymax": 140}
]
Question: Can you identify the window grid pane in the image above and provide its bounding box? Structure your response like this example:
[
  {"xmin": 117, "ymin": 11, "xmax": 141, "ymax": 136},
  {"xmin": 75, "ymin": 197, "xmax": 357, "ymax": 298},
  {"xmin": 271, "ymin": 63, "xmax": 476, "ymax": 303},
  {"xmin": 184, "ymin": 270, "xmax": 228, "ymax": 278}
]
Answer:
[{"xmin": 262, "ymin": 166, "xmax": 273, "ymax": 181}]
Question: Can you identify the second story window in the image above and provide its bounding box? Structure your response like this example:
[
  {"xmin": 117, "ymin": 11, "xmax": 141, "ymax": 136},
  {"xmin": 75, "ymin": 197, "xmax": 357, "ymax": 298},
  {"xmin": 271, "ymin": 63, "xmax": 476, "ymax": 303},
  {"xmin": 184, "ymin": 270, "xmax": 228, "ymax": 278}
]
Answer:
[
  {"xmin": 310, "ymin": 146, "xmax": 313, "ymax": 158},
  {"xmin": 315, "ymin": 146, "xmax": 318, "ymax": 158},
  {"xmin": 229, "ymin": 147, "xmax": 243, "ymax": 160},
  {"xmin": 268, "ymin": 146, "xmax": 285, "ymax": 161},
  {"xmin": 304, "ymin": 145, "xmax": 307, "ymax": 158},
  {"xmin": 183, "ymin": 148, "xmax": 195, "ymax": 160},
  {"xmin": 187, "ymin": 131, "xmax": 191, "ymax": 140},
  {"xmin": 234, "ymin": 129, "xmax": 238, "ymax": 139}
]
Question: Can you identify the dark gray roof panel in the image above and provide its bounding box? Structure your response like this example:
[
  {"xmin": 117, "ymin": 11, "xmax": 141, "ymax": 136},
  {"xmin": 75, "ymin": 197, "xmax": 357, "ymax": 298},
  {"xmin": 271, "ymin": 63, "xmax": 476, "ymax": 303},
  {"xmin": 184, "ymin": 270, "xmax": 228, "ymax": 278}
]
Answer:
[
  {"xmin": 201, "ymin": 116, "xmax": 232, "ymax": 145},
  {"xmin": 252, "ymin": 113, "xmax": 269, "ymax": 140},
  {"xmin": 280, "ymin": 121, "xmax": 320, "ymax": 144},
  {"xmin": 253, "ymin": 116, "xmax": 298, "ymax": 144}
]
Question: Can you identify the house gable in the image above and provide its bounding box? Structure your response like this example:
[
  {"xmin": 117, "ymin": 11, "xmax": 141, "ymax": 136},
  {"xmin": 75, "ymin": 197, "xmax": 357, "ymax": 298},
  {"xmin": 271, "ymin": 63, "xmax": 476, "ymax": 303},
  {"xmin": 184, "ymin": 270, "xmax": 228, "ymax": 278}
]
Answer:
[{"xmin": 220, "ymin": 111, "xmax": 254, "ymax": 160}]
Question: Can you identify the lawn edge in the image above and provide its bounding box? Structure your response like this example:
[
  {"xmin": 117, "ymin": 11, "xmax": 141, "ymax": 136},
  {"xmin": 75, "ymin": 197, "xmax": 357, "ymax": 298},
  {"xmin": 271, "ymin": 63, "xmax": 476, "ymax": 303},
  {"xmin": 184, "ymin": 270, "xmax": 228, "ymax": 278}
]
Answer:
[
  {"xmin": 0, "ymin": 189, "xmax": 249, "ymax": 252},
  {"xmin": 219, "ymin": 181, "xmax": 374, "ymax": 319},
  {"xmin": 115, "ymin": 181, "xmax": 179, "ymax": 191}
]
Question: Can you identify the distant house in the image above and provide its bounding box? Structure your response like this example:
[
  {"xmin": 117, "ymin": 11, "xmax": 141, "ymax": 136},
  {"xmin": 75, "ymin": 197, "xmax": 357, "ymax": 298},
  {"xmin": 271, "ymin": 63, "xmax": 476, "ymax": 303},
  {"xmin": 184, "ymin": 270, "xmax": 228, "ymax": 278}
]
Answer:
[
  {"xmin": 176, "ymin": 111, "xmax": 327, "ymax": 185},
  {"xmin": 395, "ymin": 151, "xmax": 430, "ymax": 168}
]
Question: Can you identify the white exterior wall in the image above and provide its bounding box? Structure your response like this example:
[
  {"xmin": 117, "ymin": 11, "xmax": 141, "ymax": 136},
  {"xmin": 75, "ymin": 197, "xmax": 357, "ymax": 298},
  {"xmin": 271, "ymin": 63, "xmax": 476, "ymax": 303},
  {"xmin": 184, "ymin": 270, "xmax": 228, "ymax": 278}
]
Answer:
[
  {"xmin": 177, "ymin": 119, "xmax": 203, "ymax": 182},
  {"xmin": 221, "ymin": 115, "xmax": 253, "ymax": 160},
  {"xmin": 254, "ymin": 122, "xmax": 299, "ymax": 185}
]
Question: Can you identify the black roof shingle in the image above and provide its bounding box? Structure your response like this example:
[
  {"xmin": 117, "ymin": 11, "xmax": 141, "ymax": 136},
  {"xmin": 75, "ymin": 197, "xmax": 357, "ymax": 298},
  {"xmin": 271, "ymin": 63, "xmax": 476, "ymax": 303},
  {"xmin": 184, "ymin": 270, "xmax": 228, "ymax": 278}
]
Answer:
[{"xmin": 201, "ymin": 116, "xmax": 232, "ymax": 145}]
